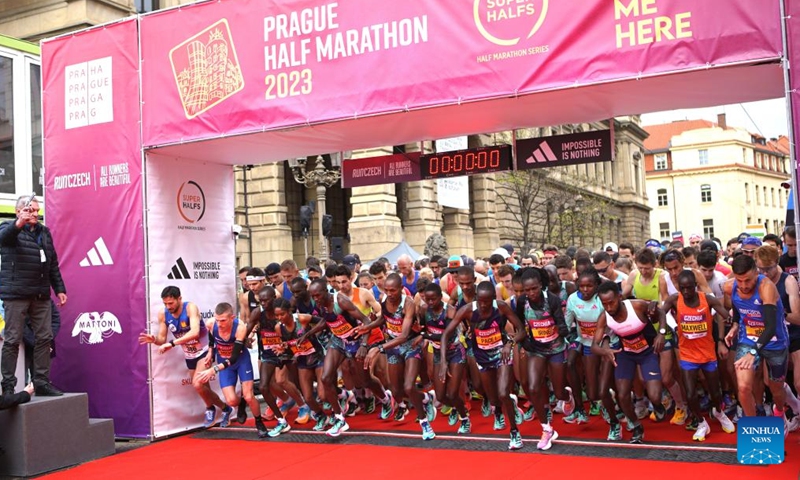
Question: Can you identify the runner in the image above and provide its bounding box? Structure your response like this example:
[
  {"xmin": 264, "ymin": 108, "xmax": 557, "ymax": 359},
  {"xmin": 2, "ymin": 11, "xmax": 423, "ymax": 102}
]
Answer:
[
  {"xmin": 566, "ymin": 269, "xmax": 621, "ymax": 440},
  {"xmin": 195, "ymin": 303, "xmax": 264, "ymax": 437},
  {"xmin": 278, "ymin": 259, "xmax": 303, "ymax": 302},
  {"xmin": 398, "ymin": 254, "xmax": 420, "ymax": 296},
  {"xmin": 244, "ymin": 286, "xmax": 306, "ymax": 437},
  {"xmin": 517, "ymin": 267, "xmax": 577, "ymax": 449},
  {"xmin": 138, "ymin": 286, "xmax": 227, "ymax": 428},
  {"xmin": 299, "ymin": 279, "xmax": 394, "ymax": 437},
  {"xmin": 273, "ymin": 298, "xmax": 329, "ymax": 432},
  {"xmin": 660, "ymin": 271, "xmax": 735, "ymax": 441},
  {"xmin": 418, "ymin": 283, "xmax": 470, "ymax": 433},
  {"xmin": 593, "ymin": 282, "xmax": 668, "ymax": 444},
  {"xmin": 780, "ymin": 227, "xmax": 798, "ymax": 279},
  {"xmin": 440, "ymin": 282, "xmax": 527, "ymax": 450},
  {"xmin": 364, "ymin": 273, "xmax": 435, "ymax": 440},
  {"xmin": 724, "ymin": 254, "xmax": 790, "ymax": 429}
]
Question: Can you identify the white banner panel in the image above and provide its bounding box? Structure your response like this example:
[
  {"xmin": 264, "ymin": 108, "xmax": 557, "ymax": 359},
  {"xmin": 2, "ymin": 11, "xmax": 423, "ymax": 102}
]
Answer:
[
  {"xmin": 145, "ymin": 155, "xmax": 236, "ymax": 438},
  {"xmin": 435, "ymin": 137, "xmax": 470, "ymax": 210}
]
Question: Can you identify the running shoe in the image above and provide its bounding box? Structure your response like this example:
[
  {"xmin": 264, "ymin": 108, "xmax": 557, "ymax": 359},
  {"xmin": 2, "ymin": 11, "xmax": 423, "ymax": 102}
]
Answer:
[
  {"xmin": 323, "ymin": 402, "xmax": 332, "ymax": 411},
  {"xmin": 649, "ymin": 406, "xmax": 667, "ymax": 423},
  {"xmin": 692, "ymin": 419, "xmax": 710, "ymax": 442},
  {"xmin": 713, "ymin": 408, "xmax": 736, "ymax": 434},
  {"xmin": 589, "ymin": 400, "xmax": 602, "ymax": 417},
  {"xmin": 264, "ymin": 406, "xmax": 276, "ymax": 421},
  {"xmin": 563, "ymin": 409, "xmax": 589, "ymax": 424},
  {"xmin": 670, "ymin": 406, "xmax": 687, "ymax": 425},
  {"xmin": 202, "ymin": 407, "xmax": 216, "ymax": 428},
  {"xmin": 448, "ymin": 408, "xmax": 459, "ymax": 426},
  {"xmin": 364, "ymin": 396, "xmax": 376, "ymax": 415},
  {"xmin": 537, "ymin": 427, "xmax": 558, "ymax": 450},
  {"xmin": 326, "ymin": 416, "xmax": 349, "ymax": 437},
  {"xmin": 346, "ymin": 400, "xmax": 361, "ymax": 417},
  {"xmin": 562, "ymin": 387, "xmax": 576, "ymax": 416},
  {"xmin": 755, "ymin": 404, "xmax": 767, "ymax": 417},
  {"xmin": 458, "ymin": 416, "xmax": 472, "ymax": 434},
  {"xmin": 624, "ymin": 416, "xmax": 636, "ymax": 432},
  {"xmin": 601, "ymin": 406, "xmax": 611, "ymax": 424},
  {"xmin": 787, "ymin": 415, "xmax": 800, "ymax": 433},
  {"xmin": 582, "ymin": 390, "xmax": 589, "ymax": 403},
  {"xmin": 441, "ymin": 404, "xmax": 453, "ymax": 416},
  {"xmin": 634, "ymin": 398, "xmax": 650, "ymax": 420},
  {"xmin": 493, "ymin": 412, "xmax": 506, "ymax": 430},
  {"xmin": 420, "ymin": 419, "xmax": 436, "ymax": 441},
  {"xmin": 279, "ymin": 398, "xmax": 296, "ymax": 414},
  {"xmin": 296, "ymin": 404, "xmax": 311, "ymax": 424},
  {"xmin": 394, "ymin": 404, "xmax": 408, "ymax": 422},
  {"xmin": 630, "ymin": 424, "xmax": 644, "ymax": 444},
  {"xmin": 524, "ymin": 405, "xmax": 536, "ymax": 422},
  {"xmin": 255, "ymin": 417, "xmax": 269, "ymax": 438},
  {"xmin": 312, "ymin": 412, "xmax": 329, "ymax": 431},
  {"xmin": 607, "ymin": 422, "xmax": 622, "ymax": 441},
  {"xmin": 237, "ymin": 398, "xmax": 248, "ymax": 424},
  {"xmin": 470, "ymin": 390, "xmax": 483, "ymax": 400},
  {"xmin": 699, "ymin": 395, "xmax": 711, "ymax": 412},
  {"xmin": 424, "ymin": 393, "xmax": 437, "ymax": 422},
  {"xmin": 685, "ymin": 416, "xmax": 699, "ymax": 431},
  {"xmin": 268, "ymin": 419, "xmax": 291, "ymax": 437},
  {"xmin": 220, "ymin": 406, "xmax": 234, "ymax": 428},
  {"xmin": 549, "ymin": 392, "xmax": 557, "ymax": 407},
  {"xmin": 380, "ymin": 391, "xmax": 395, "ymax": 420},
  {"xmin": 510, "ymin": 394, "xmax": 523, "ymax": 425},
  {"xmin": 481, "ymin": 397, "xmax": 492, "ymax": 417},
  {"xmin": 554, "ymin": 400, "xmax": 565, "ymax": 414},
  {"xmin": 508, "ymin": 430, "xmax": 523, "ymax": 450}
]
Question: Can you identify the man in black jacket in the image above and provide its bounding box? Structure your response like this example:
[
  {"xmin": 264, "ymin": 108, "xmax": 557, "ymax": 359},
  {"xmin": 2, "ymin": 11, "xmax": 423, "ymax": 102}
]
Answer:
[{"xmin": 0, "ymin": 195, "xmax": 67, "ymax": 396}]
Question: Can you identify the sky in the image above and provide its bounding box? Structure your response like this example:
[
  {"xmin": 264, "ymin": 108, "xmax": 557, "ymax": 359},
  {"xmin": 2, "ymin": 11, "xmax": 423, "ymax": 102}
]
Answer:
[{"xmin": 641, "ymin": 98, "xmax": 789, "ymax": 140}]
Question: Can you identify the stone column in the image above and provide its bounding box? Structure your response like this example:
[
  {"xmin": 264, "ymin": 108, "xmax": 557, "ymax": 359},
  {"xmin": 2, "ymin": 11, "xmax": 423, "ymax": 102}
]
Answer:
[
  {"xmin": 235, "ymin": 163, "xmax": 293, "ymax": 268},
  {"xmin": 404, "ymin": 180, "xmax": 443, "ymax": 254},
  {"xmin": 348, "ymin": 183, "xmax": 404, "ymax": 260},
  {"xmin": 472, "ymin": 174, "xmax": 499, "ymax": 258},
  {"xmin": 443, "ymin": 204, "xmax": 474, "ymax": 258}
]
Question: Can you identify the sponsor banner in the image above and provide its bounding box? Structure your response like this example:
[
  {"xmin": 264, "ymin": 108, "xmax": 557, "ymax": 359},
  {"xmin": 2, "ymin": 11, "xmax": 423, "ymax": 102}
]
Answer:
[
  {"xmin": 145, "ymin": 155, "xmax": 235, "ymax": 438},
  {"xmin": 516, "ymin": 130, "xmax": 613, "ymax": 170},
  {"xmin": 788, "ymin": 0, "xmax": 800, "ymax": 205},
  {"xmin": 139, "ymin": 0, "xmax": 783, "ymax": 148},
  {"xmin": 341, "ymin": 152, "xmax": 421, "ymax": 188},
  {"xmin": 744, "ymin": 224, "xmax": 767, "ymax": 239},
  {"xmin": 671, "ymin": 231, "xmax": 684, "ymax": 244},
  {"xmin": 42, "ymin": 19, "xmax": 149, "ymax": 438},
  {"xmin": 435, "ymin": 137, "xmax": 470, "ymax": 210}
]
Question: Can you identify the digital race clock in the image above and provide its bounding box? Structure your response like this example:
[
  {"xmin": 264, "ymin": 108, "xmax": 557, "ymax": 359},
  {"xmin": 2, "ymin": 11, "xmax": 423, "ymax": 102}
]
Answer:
[{"xmin": 420, "ymin": 144, "xmax": 512, "ymax": 180}]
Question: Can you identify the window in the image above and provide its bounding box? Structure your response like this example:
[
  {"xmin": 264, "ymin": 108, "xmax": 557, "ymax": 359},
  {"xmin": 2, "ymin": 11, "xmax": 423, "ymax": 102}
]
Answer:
[
  {"xmin": 700, "ymin": 184, "xmax": 711, "ymax": 203},
  {"xmin": 657, "ymin": 188, "xmax": 668, "ymax": 207},
  {"xmin": 135, "ymin": 0, "xmax": 160, "ymax": 13},
  {"xmin": 30, "ymin": 63, "xmax": 41, "ymax": 196},
  {"xmin": 745, "ymin": 182, "xmax": 750, "ymax": 203},
  {"xmin": 764, "ymin": 186, "xmax": 768, "ymax": 207},
  {"xmin": 756, "ymin": 153, "xmax": 762, "ymax": 168},
  {"xmin": 774, "ymin": 220, "xmax": 780, "ymax": 234},
  {"xmin": 771, "ymin": 188, "xmax": 776, "ymax": 207},
  {"xmin": 655, "ymin": 153, "xmax": 667, "ymax": 170},
  {"xmin": 659, "ymin": 222, "xmax": 670, "ymax": 239},
  {"xmin": 0, "ymin": 55, "xmax": 15, "ymax": 194},
  {"xmin": 699, "ymin": 149, "xmax": 709, "ymax": 166},
  {"xmin": 703, "ymin": 219, "xmax": 714, "ymax": 239},
  {"xmin": 756, "ymin": 184, "xmax": 761, "ymax": 205},
  {"xmin": 780, "ymin": 189, "xmax": 785, "ymax": 208}
]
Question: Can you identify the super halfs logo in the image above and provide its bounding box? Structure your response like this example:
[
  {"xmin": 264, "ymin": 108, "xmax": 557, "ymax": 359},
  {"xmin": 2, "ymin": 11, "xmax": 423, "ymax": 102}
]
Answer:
[
  {"xmin": 170, "ymin": 19, "xmax": 245, "ymax": 119},
  {"xmin": 176, "ymin": 181, "xmax": 207, "ymax": 231},
  {"xmin": 474, "ymin": 0, "xmax": 548, "ymax": 46}
]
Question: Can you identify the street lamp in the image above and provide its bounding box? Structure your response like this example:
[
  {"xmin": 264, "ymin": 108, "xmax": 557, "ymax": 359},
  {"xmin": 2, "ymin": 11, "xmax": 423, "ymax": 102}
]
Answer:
[{"xmin": 287, "ymin": 153, "xmax": 350, "ymax": 260}]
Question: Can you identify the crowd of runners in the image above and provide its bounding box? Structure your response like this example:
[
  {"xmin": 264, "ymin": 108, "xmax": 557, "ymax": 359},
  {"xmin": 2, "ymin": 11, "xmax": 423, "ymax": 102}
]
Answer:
[{"xmin": 141, "ymin": 228, "xmax": 800, "ymax": 451}]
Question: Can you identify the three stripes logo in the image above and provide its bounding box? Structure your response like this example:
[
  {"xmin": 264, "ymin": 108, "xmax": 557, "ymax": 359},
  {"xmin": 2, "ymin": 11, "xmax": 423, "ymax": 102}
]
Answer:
[
  {"xmin": 79, "ymin": 237, "xmax": 114, "ymax": 267},
  {"xmin": 525, "ymin": 140, "xmax": 557, "ymax": 164},
  {"xmin": 168, "ymin": 257, "xmax": 191, "ymax": 280}
]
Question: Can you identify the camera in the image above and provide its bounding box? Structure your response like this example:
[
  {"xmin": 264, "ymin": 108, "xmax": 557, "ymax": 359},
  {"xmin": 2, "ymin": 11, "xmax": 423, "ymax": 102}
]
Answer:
[{"xmin": 231, "ymin": 224, "xmax": 243, "ymax": 236}]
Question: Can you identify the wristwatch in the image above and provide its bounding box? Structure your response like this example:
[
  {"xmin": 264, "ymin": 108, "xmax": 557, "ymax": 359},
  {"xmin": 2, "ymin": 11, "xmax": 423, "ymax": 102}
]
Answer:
[
  {"xmin": 378, "ymin": 345, "xmax": 385, "ymax": 354},
  {"xmin": 749, "ymin": 348, "xmax": 758, "ymax": 356},
  {"xmin": 658, "ymin": 328, "xmax": 667, "ymax": 335}
]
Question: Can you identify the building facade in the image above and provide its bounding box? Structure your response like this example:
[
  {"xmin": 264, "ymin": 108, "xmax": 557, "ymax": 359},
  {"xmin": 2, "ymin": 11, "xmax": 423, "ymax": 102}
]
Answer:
[{"xmin": 644, "ymin": 115, "xmax": 790, "ymax": 243}]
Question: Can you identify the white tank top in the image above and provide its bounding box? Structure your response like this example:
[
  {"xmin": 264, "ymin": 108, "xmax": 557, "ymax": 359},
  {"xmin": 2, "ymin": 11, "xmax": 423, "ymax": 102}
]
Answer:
[{"xmin": 605, "ymin": 300, "xmax": 647, "ymax": 337}]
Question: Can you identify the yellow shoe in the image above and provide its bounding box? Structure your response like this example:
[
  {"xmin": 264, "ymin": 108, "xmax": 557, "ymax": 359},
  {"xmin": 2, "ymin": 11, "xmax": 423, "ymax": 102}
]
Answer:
[{"xmin": 670, "ymin": 407, "xmax": 687, "ymax": 425}]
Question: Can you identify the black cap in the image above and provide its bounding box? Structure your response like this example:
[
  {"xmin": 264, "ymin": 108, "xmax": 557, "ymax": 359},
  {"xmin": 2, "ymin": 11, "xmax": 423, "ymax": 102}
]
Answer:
[
  {"xmin": 737, "ymin": 232, "xmax": 751, "ymax": 243},
  {"xmin": 501, "ymin": 243, "xmax": 514, "ymax": 255},
  {"xmin": 699, "ymin": 239, "xmax": 718, "ymax": 252},
  {"xmin": 265, "ymin": 262, "xmax": 281, "ymax": 276},
  {"xmin": 342, "ymin": 254, "xmax": 358, "ymax": 268}
]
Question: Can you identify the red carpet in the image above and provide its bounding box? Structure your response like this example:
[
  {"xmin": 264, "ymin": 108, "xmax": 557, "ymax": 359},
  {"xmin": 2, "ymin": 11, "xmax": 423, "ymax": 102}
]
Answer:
[{"xmin": 42, "ymin": 435, "xmax": 800, "ymax": 480}]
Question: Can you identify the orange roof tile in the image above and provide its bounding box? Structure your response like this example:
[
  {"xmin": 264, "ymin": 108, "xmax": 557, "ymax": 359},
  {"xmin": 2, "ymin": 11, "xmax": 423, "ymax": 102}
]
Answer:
[{"xmin": 643, "ymin": 119, "xmax": 716, "ymax": 152}]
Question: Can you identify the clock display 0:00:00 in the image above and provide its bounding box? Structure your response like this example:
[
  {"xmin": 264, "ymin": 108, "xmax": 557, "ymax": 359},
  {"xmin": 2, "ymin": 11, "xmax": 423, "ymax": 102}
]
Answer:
[{"xmin": 420, "ymin": 145, "xmax": 512, "ymax": 180}]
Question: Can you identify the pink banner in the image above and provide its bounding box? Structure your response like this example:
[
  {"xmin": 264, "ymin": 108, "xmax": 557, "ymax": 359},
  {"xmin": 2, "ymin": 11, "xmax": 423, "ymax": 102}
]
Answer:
[
  {"xmin": 341, "ymin": 152, "xmax": 420, "ymax": 188},
  {"xmin": 42, "ymin": 19, "xmax": 149, "ymax": 437},
  {"xmin": 139, "ymin": 0, "xmax": 782, "ymax": 148},
  {"xmin": 787, "ymin": 0, "xmax": 800, "ymax": 218}
]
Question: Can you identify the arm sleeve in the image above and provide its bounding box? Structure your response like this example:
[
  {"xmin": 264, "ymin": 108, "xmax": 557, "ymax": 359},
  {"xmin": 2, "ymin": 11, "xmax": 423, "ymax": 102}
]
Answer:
[
  {"xmin": 756, "ymin": 304, "xmax": 778, "ymax": 349},
  {"xmin": 207, "ymin": 330, "xmax": 216, "ymax": 348},
  {"xmin": 731, "ymin": 307, "xmax": 740, "ymax": 324},
  {"xmin": 225, "ymin": 340, "xmax": 245, "ymax": 366}
]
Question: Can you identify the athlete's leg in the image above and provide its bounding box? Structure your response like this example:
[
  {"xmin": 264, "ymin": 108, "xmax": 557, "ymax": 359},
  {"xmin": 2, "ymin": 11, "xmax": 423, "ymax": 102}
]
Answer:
[
  {"xmin": 259, "ymin": 362, "xmax": 282, "ymax": 419},
  {"xmin": 191, "ymin": 368, "xmax": 226, "ymax": 409},
  {"xmin": 525, "ymin": 354, "xmax": 550, "ymax": 422},
  {"xmin": 321, "ymin": 348, "xmax": 346, "ymax": 415},
  {"xmin": 275, "ymin": 363, "xmax": 305, "ymax": 405},
  {"xmin": 404, "ymin": 357, "xmax": 426, "ymax": 420},
  {"xmin": 298, "ymin": 368, "xmax": 324, "ymax": 414},
  {"xmin": 241, "ymin": 380, "xmax": 260, "ymax": 418}
]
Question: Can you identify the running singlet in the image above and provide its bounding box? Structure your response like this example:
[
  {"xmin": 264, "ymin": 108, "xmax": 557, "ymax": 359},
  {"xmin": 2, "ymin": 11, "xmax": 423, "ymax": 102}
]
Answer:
[
  {"xmin": 258, "ymin": 309, "xmax": 282, "ymax": 360},
  {"xmin": 247, "ymin": 290, "xmax": 258, "ymax": 312},
  {"xmin": 213, "ymin": 318, "xmax": 241, "ymax": 363},
  {"xmin": 776, "ymin": 272, "xmax": 800, "ymax": 341},
  {"xmin": 422, "ymin": 303, "xmax": 456, "ymax": 350},
  {"xmin": 165, "ymin": 302, "xmax": 207, "ymax": 359},
  {"xmin": 675, "ymin": 292, "xmax": 715, "ymax": 364},
  {"xmin": 604, "ymin": 301, "xmax": 654, "ymax": 354},
  {"xmin": 565, "ymin": 293, "xmax": 606, "ymax": 347},
  {"xmin": 632, "ymin": 269, "xmax": 661, "ymax": 301},
  {"xmin": 281, "ymin": 315, "xmax": 323, "ymax": 358},
  {"xmin": 467, "ymin": 302, "xmax": 506, "ymax": 363},
  {"xmin": 523, "ymin": 291, "xmax": 560, "ymax": 344},
  {"xmin": 732, "ymin": 275, "xmax": 789, "ymax": 351},
  {"xmin": 322, "ymin": 295, "xmax": 360, "ymax": 340},
  {"xmin": 402, "ymin": 271, "xmax": 420, "ymax": 296},
  {"xmin": 281, "ymin": 282, "xmax": 293, "ymax": 302},
  {"xmin": 381, "ymin": 295, "xmax": 411, "ymax": 339},
  {"xmin": 343, "ymin": 289, "xmax": 383, "ymax": 345}
]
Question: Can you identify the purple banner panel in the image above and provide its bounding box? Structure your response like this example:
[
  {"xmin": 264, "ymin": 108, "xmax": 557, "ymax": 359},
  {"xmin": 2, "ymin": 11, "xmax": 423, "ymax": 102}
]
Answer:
[
  {"xmin": 42, "ymin": 19, "xmax": 149, "ymax": 438},
  {"xmin": 342, "ymin": 152, "xmax": 421, "ymax": 188},
  {"xmin": 516, "ymin": 130, "xmax": 612, "ymax": 170}
]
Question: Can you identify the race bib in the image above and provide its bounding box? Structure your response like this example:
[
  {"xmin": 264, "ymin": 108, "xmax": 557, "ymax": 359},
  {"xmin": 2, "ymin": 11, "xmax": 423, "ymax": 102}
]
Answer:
[
  {"xmin": 744, "ymin": 320, "xmax": 765, "ymax": 342},
  {"xmin": 680, "ymin": 318, "xmax": 708, "ymax": 340},
  {"xmin": 475, "ymin": 327, "xmax": 502, "ymax": 350},
  {"xmin": 288, "ymin": 339, "xmax": 314, "ymax": 356},
  {"xmin": 328, "ymin": 315, "xmax": 355, "ymax": 339},
  {"xmin": 578, "ymin": 321, "xmax": 597, "ymax": 339},
  {"xmin": 528, "ymin": 318, "xmax": 558, "ymax": 343},
  {"xmin": 386, "ymin": 318, "xmax": 403, "ymax": 337},
  {"xmin": 621, "ymin": 335, "xmax": 648, "ymax": 354},
  {"xmin": 260, "ymin": 332, "xmax": 282, "ymax": 347},
  {"xmin": 427, "ymin": 325, "xmax": 444, "ymax": 349}
]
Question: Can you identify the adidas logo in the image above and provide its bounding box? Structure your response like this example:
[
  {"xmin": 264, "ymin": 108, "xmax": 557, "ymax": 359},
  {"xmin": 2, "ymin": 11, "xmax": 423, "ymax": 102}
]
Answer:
[
  {"xmin": 525, "ymin": 140, "xmax": 558, "ymax": 164},
  {"xmin": 168, "ymin": 257, "xmax": 191, "ymax": 280},
  {"xmin": 79, "ymin": 237, "xmax": 114, "ymax": 267}
]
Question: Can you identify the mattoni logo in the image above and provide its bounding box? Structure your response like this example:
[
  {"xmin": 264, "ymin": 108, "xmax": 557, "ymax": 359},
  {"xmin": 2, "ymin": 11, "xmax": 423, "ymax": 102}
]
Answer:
[
  {"xmin": 176, "ymin": 180, "xmax": 206, "ymax": 224},
  {"xmin": 168, "ymin": 257, "xmax": 191, "ymax": 280},
  {"xmin": 524, "ymin": 140, "xmax": 557, "ymax": 164},
  {"xmin": 473, "ymin": 0, "xmax": 548, "ymax": 46},
  {"xmin": 79, "ymin": 237, "xmax": 114, "ymax": 267},
  {"xmin": 72, "ymin": 311, "xmax": 122, "ymax": 345}
]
